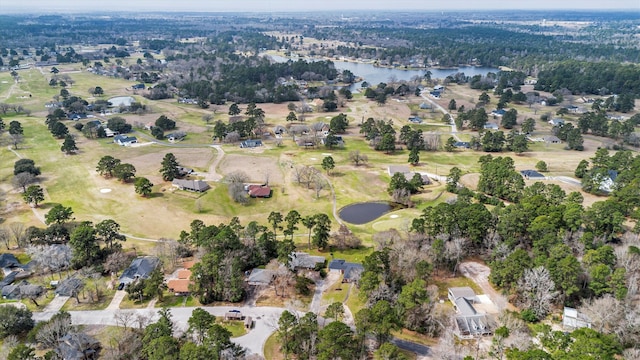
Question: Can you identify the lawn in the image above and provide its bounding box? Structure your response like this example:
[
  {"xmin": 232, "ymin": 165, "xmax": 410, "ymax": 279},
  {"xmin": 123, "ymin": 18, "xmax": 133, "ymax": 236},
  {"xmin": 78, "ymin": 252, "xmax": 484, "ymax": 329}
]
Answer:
[
  {"xmin": 263, "ymin": 332, "xmax": 284, "ymax": 360},
  {"xmin": 433, "ymin": 275, "xmax": 483, "ymax": 300},
  {"xmin": 216, "ymin": 317, "xmax": 247, "ymax": 338},
  {"xmin": 320, "ymin": 275, "xmax": 349, "ymax": 307}
]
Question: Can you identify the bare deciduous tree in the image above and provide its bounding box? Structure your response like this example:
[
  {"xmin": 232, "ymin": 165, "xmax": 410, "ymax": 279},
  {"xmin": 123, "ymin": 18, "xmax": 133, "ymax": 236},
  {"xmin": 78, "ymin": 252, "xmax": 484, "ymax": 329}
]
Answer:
[
  {"xmin": 26, "ymin": 244, "xmax": 72, "ymax": 278},
  {"xmin": 9, "ymin": 223, "xmax": 27, "ymax": 248},
  {"xmin": 579, "ymin": 295, "xmax": 625, "ymax": 334},
  {"xmin": 225, "ymin": 171, "xmax": 249, "ymax": 204},
  {"xmin": 104, "ymin": 251, "xmax": 134, "ymax": 275},
  {"xmin": 372, "ymin": 229, "xmax": 402, "ymax": 250},
  {"xmin": 12, "ymin": 172, "xmax": 36, "ymax": 193},
  {"xmin": 516, "ymin": 266, "xmax": 558, "ymax": 319},
  {"xmin": 348, "ymin": 150, "xmax": 368, "ymax": 166},
  {"xmin": 446, "ymin": 237, "xmax": 468, "ymax": 276},
  {"xmin": 0, "ymin": 227, "xmax": 11, "ymax": 250},
  {"xmin": 273, "ymin": 266, "xmax": 294, "ymax": 298},
  {"xmin": 36, "ymin": 314, "xmax": 73, "ymax": 348}
]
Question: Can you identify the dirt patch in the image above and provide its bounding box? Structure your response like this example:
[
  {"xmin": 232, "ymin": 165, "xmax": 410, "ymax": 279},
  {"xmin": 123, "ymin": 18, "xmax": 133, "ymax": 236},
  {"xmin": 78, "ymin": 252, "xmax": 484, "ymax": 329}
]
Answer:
[
  {"xmin": 458, "ymin": 261, "xmax": 514, "ymax": 312},
  {"xmin": 459, "ymin": 173, "xmax": 479, "ymax": 190},
  {"xmin": 219, "ymin": 154, "xmax": 285, "ymax": 184}
]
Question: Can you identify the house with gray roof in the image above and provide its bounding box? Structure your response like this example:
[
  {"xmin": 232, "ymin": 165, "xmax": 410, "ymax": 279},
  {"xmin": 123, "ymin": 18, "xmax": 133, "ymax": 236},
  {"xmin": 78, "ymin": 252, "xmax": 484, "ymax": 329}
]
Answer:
[
  {"xmin": 55, "ymin": 277, "xmax": 84, "ymax": 297},
  {"xmin": 328, "ymin": 259, "xmax": 364, "ymax": 283},
  {"xmin": 56, "ymin": 332, "xmax": 101, "ymax": 360},
  {"xmin": 562, "ymin": 307, "xmax": 591, "ymax": 330},
  {"xmin": 240, "ymin": 139, "xmax": 262, "ymax": 148},
  {"xmin": 246, "ymin": 268, "xmax": 276, "ymax": 286},
  {"xmin": 0, "ymin": 254, "xmax": 21, "ymax": 276},
  {"xmin": 172, "ymin": 179, "xmax": 210, "ymax": 192},
  {"xmin": 448, "ymin": 287, "xmax": 491, "ymax": 338},
  {"xmin": 520, "ymin": 170, "xmax": 546, "ymax": 180},
  {"xmin": 119, "ymin": 257, "xmax": 160, "ymax": 287},
  {"xmin": 289, "ymin": 252, "xmax": 325, "ymax": 270},
  {"xmin": 114, "ymin": 134, "xmax": 137, "ymax": 146}
]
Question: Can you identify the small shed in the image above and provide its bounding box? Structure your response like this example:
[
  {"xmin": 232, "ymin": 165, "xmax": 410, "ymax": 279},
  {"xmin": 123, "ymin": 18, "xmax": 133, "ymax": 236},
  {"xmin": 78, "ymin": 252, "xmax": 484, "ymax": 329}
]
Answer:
[{"xmin": 244, "ymin": 316, "xmax": 253, "ymax": 329}]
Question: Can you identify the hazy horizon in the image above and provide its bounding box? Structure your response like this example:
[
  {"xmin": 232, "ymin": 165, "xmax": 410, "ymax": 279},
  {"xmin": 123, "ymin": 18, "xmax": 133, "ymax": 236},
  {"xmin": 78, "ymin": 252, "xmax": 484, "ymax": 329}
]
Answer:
[{"xmin": 2, "ymin": 0, "xmax": 639, "ymax": 14}]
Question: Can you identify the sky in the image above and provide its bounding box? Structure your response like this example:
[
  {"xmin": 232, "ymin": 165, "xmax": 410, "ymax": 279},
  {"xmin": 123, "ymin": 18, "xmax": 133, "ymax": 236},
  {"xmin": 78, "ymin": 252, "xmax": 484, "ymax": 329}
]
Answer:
[{"xmin": 2, "ymin": 0, "xmax": 639, "ymax": 13}]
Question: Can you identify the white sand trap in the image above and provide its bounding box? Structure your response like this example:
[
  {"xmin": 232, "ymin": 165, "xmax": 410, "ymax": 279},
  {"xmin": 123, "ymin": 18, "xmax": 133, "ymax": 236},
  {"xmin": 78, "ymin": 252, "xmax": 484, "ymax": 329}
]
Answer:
[
  {"xmin": 389, "ymin": 214, "xmax": 399, "ymax": 218},
  {"xmin": 1, "ymin": 81, "xmax": 8, "ymax": 84},
  {"xmin": 310, "ymin": 157, "xmax": 317, "ymax": 161},
  {"xmin": 100, "ymin": 188, "xmax": 112, "ymax": 193},
  {"xmin": 321, "ymin": 153, "xmax": 332, "ymax": 156}
]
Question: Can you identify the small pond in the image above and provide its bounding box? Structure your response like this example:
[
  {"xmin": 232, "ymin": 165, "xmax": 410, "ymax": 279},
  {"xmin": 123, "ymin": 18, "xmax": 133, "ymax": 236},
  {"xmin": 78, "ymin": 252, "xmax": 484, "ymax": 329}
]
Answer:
[
  {"xmin": 107, "ymin": 96, "xmax": 135, "ymax": 107},
  {"xmin": 339, "ymin": 201, "xmax": 400, "ymax": 225}
]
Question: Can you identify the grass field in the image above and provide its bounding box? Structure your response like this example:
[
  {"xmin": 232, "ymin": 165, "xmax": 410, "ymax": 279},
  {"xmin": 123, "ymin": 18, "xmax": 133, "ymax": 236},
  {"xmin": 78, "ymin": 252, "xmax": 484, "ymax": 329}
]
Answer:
[{"xmin": 2, "ymin": 64, "xmax": 634, "ymax": 298}]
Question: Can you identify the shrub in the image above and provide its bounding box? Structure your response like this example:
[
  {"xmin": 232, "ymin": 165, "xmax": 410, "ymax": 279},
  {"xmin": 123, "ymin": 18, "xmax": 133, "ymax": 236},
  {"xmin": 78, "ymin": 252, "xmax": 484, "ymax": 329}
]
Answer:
[{"xmin": 521, "ymin": 309, "xmax": 539, "ymax": 323}]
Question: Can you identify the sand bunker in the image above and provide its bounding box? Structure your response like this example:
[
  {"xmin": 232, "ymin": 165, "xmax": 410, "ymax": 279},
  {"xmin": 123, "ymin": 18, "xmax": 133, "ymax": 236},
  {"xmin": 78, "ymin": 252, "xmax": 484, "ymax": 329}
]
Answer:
[
  {"xmin": 100, "ymin": 188, "xmax": 112, "ymax": 193},
  {"xmin": 389, "ymin": 214, "xmax": 399, "ymax": 218}
]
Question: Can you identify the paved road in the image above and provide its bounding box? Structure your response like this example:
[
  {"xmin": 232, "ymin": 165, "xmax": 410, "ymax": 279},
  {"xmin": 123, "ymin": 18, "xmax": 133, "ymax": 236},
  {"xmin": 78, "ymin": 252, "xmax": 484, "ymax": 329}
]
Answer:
[
  {"xmin": 33, "ymin": 306, "xmax": 286, "ymax": 356},
  {"xmin": 392, "ymin": 338, "xmax": 431, "ymax": 358},
  {"xmin": 420, "ymin": 90, "xmax": 461, "ymax": 142}
]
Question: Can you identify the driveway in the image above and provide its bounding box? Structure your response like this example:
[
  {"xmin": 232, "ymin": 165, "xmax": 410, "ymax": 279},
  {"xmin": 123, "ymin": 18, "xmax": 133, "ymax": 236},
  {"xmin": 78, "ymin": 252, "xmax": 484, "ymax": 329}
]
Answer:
[
  {"xmin": 33, "ymin": 306, "xmax": 285, "ymax": 356},
  {"xmin": 105, "ymin": 290, "xmax": 127, "ymax": 310},
  {"xmin": 42, "ymin": 295, "xmax": 70, "ymax": 313},
  {"xmin": 458, "ymin": 261, "xmax": 510, "ymax": 311}
]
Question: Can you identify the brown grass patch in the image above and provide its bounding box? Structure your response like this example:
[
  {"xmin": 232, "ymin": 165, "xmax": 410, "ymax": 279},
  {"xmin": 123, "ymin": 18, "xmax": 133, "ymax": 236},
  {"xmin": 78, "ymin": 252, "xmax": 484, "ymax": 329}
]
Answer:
[{"xmin": 219, "ymin": 153, "xmax": 285, "ymax": 184}]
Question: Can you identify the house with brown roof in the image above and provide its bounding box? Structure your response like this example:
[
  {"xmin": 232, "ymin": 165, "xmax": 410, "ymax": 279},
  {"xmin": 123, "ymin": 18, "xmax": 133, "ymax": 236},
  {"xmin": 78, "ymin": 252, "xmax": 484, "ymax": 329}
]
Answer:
[
  {"xmin": 248, "ymin": 184, "xmax": 272, "ymax": 198},
  {"xmin": 167, "ymin": 268, "xmax": 193, "ymax": 296}
]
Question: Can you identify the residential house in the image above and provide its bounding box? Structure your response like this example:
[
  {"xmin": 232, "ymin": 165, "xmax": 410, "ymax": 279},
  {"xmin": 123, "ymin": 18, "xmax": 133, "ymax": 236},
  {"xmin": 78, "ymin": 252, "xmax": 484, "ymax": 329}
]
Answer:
[
  {"xmin": 118, "ymin": 256, "xmax": 160, "ymax": 288},
  {"xmin": 246, "ymin": 268, "xmax": 276, "ymax": 286},
  {"xmin": 167, "ymin": 268, "xmax": 193, "ymax": 296},
  {"xmin": 448, "ymin": 287, "xmax": 491, "ymax": 337},
  {"xmin": 289, "ymin": 252, "xmax": 326, "ymax": 270},
  {"xmin": 114, "ymin": 134, "xmax": 138, "ymax": 146},
  {"xmin": 598, "ymin": 170, "xmax": 618, "ymax": 193},
  {"xmin": 562, "ymin": 307, "xmax": 591, "ymax": 330},
  {"xmin": 0, "ymin": 254, "xmax": 22, "ymax": 276},
  {"xmin": 483, "ymin": 123, "xmax": 499, "ymax": 130},
  {"xmin": 548, "ymin": 118, "xmax": 565, "ymax": 127},
  {"xmin": 408, "ymin": 116, "xmax": 423, "ymax": 124},
  {"xmin": 387, "ymin": 165, "xmax": 430, "ymax": 185},
  {"xmin": 1, "ymin": 280, "xmax": 44, "ymax": 300},
  {"xmin": 388, "ymin": 165, "xmax": 410, "ymax": 176},
  {"xmin": 56, "ymin": 332, "xmax": 101, "ymax": 360},
  {"xmin": 454, "ymin": 141, "xmax": 471, "ymax": 149},
  {"xmin": 54, "ymin": 277, "xmax": 84, "ymax": 297},
  {"xmin": 103, "ymin": 128, "xmax": 118, "ymax": 137},
  {"xmin": 177, "ymin": 166, "xmax": 194, "ymax": 178},
  {"xmin": 131, "ymin": 83, "xmax": 146, "ymax": 90},
  {"xmin": 320, "ymin": 135, "xmax": 345, "ymax": 147},
  {"xmin": 273, "ymin": 125, "xmax": 287, "ymax": 135},
  {"xmin": 225, "ymin": 311, "xmax": 244, "ymax": 320},
  {"xmin": 543, "ymin": 135, "xmax": 561, "ymax": 144},
  {"xmin": 519, "ymin": 170, "xmax": 546, "ymax": 180},
  {"xmin": 166, "ymin": 133, "xmax": 186, "ymax": 142},
  {"xmin": 419, "ymin": 102, "xmax": 431, "ymax": 109},
  {"xmin": 172, "ymin": 179, "xmax": 210, "ymax": 192},
  {"xmin": 240, "ymin": 139, "xmax": 263, "ymax": 148},
  {"xmin": 491, "ymin": 109, "xmax": 506, "ymax": 117},
  {"xmin": 328, "ymin": 259, "xmax": 364, "ymax": 283},
  {"xmin": 247, "ymin": 184, "xmax": 272, "ymax": 198}
]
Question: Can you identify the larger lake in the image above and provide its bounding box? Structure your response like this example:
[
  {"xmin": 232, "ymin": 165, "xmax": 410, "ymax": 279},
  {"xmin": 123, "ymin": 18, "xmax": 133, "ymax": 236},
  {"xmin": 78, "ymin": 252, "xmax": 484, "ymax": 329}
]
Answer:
[{"xmin": 267, "ymin": 54, "xmax": 499, "ymax": 86}]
